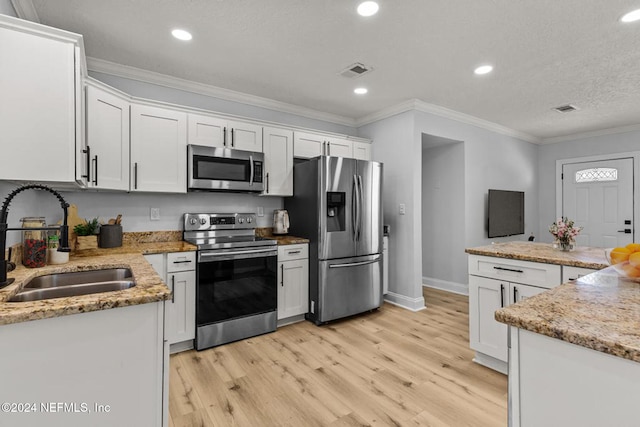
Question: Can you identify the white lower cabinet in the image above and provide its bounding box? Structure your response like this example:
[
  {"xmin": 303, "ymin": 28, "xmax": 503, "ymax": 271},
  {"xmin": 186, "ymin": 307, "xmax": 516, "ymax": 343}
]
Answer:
[
  {"xmin": 468, "ymin": 255, "xmax": 562, "ymax": 373},
  {"xmin": 277, "ymin": 244, "xmax": 309, "ymax": 324},
  {"xmin": 145, "ymin": 252, "xmax": 196, "ymax": 353}
]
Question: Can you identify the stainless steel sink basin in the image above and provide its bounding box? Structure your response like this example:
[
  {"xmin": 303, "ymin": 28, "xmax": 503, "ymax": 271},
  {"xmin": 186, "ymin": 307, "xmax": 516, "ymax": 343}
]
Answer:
[
  {"xmin": 7, "ymin": 268, "xmax": 136, "ymax": 302},
  {"xmin": 24, "ymin": 268, "xmax": 133, "ymax": 289}
]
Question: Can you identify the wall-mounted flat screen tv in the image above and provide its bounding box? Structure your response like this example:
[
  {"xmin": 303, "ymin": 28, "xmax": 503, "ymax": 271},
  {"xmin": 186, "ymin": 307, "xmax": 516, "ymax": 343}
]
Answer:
[{"xmin": 488, "ymin": 189, "xmax": 524, "ymax": 238}]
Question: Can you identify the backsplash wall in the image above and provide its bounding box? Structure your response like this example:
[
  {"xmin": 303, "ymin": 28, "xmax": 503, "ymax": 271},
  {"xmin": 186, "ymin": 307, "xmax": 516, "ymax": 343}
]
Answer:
[{"xmin": 0, "ymin": 182, "xmax": 283, "ymax": 246}]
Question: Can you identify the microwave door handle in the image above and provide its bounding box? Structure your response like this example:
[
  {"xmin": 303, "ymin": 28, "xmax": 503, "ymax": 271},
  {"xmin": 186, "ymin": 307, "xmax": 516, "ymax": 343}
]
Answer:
[{"xmin": 249, "ymin": 155, "xmax": 254, "ymax": 186}]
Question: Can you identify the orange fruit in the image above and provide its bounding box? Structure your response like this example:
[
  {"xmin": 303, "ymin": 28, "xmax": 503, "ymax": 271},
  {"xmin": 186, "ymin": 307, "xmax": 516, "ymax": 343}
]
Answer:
[
  {"xmin": 610, "ymin": 247, "xmax": 631, "ymax": 265},
  {"xmin": 629, "ymin": 252, "xmax": 640, "ymax": 268},
  {"xmin": 620, "ymin": 262, "xmax": 640, "ymax": 278},
  {"xmin": 625, "ymin": 243, "xmax": 640, "ymax": 253}
]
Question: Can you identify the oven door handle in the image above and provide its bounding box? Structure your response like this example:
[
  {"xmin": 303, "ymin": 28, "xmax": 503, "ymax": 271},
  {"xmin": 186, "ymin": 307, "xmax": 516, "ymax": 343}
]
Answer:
[{"xmin": 199, "ymin": 247, "xmax": 276, "ymax": 261}]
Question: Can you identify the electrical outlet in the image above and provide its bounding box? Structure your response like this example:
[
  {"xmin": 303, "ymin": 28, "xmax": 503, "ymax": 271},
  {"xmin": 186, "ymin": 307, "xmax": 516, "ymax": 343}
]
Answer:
[
  {"xmin": 257, "ymin": 206, "xmax": 264, "ymax": 217},
  {"xmin": 150, "ymin": 208, "xmax": 160, "ymax": 221},
  {"xmin": 399, "ymin": 203, "xmax": 406, "ymax": 215}
]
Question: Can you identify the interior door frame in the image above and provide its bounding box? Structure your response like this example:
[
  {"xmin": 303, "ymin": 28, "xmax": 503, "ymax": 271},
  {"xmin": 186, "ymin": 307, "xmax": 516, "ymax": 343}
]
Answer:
[{"xmin": 555, "ymin": 151, "xmax": 640, "ymax": 242}]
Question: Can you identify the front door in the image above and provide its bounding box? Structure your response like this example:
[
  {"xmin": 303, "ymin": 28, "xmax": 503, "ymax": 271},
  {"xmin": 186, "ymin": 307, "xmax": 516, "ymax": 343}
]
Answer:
[{"xmin": 562, "ymin": 158, "xmax": 634, "ymax": 248}]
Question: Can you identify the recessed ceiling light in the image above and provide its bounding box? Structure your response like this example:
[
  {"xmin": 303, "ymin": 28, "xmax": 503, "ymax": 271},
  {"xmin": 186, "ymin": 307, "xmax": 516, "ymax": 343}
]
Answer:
[
  {"xmin": 474, "ymin": 65, "xmax": 493, "ymax": 75},
  {"xmin": 357, "ymin": 1, "xmax": 379, "ymax": 17},
  {"xmin": 171, "ymin": 29, "xmax": 192, "ymax": 41},
  {"xmin": 620, "ymin": 9, "xmax": 640, "ymax": 23},
  {"xmin": 354, "ymin": 87, "xmax": 368, "ymax": 95}
]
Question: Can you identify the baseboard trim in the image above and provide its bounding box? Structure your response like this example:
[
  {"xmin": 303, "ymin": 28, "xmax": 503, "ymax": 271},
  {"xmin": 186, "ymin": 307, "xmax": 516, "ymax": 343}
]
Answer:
[
  {"xmin": 384, "ymin": 291, "xmax": 426, "ymax": 312},
  {"xmin": 472, "ymin": 351, "xmax": 508, "ymax": 375},
  {"xmin": 422, "ymin": 276, "xmax": 468, "ymax": 296}
]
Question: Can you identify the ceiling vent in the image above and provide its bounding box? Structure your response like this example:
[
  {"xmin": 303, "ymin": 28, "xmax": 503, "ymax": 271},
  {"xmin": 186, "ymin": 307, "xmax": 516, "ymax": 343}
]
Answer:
[
  {"xmin": 339, "ymin": 62, "xmax": 373, "ymax": 78},
  {"xmin": 554, "ymin": 104, "xmax": 579, "ymax": 113}
]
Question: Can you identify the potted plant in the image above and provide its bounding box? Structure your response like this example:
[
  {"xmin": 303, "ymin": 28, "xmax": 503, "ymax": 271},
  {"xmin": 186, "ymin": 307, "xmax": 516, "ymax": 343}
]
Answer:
[{"xmin": 74, "ymin": 218, "xmax": 100, "ymax": 250}]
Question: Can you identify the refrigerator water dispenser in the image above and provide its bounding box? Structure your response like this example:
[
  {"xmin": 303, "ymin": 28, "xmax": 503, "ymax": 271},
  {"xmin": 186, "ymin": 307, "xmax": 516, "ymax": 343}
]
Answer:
[{"xmin": 326, "ymin": 191, "xmax": 345, "ymax": 232}]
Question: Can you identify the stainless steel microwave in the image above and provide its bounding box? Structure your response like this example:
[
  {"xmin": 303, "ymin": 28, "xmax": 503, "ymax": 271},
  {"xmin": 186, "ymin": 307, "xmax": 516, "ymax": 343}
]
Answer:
[{"xmin": 187, "ymin": 145, "xmax": 264, "ymax": 192}]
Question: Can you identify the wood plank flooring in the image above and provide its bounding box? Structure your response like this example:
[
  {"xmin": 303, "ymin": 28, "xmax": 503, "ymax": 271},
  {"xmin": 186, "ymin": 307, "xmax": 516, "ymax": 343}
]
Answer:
[{"xmin": 168, "ymin": 288, "xmax": 507, "ymax": 426}]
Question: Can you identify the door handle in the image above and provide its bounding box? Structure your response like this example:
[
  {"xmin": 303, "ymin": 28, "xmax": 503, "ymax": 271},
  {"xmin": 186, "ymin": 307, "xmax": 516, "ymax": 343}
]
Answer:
[
  {"xmin": 82, "ymin": 145, "xmax": 90, "ymax": 179},
  {"xmin": 328, "ymin": 257, "xmax": 380, "ymax": 268},
  {"xmin": 500, "ymin": 284, "xmax": 505, "ymax": 308},
  {"xmin": 513, "ymin": 286, "xmax": 518, "ymax": 304},
  {"xmin": 280, "ymin": 264, "xmax": 284, "ymax": 286},
  {"xmin": 231, "ymin": 128, "xmax": 235, "ymax": 147},
  {"xmin": 223, "ymin": 127, "xmax": 227, "ymax": 146},
  {"xmin": 171, "ymin": 274, "xmax": 175, "ymax": 303},
  {"xmin": 618, "ymin": 229, "xmax": 632, "ymax": 234},
  {"xmin": 249, "ymin": 155, "xmax": 255, "ymax": 186},
  {"xmin": 92, "ymin": 155, "xmax": 98, "ymax": 186},
  {"xmin": 134, "ymin": 162, "xmax": 138, "ymax": 189}
]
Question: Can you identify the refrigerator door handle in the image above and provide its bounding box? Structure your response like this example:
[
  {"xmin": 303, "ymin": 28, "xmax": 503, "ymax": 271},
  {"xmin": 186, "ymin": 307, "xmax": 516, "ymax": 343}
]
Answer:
[
  {"xmin": 328, "ymin": 257, "xmax": 380, "ymax": 269},
  {"xmin": 352, "ymin": 174, "xmax": 358, "ymax": 241},
  {"xmin": 357, "ymin": 174, "xmax": 364, "ymax": 242}
]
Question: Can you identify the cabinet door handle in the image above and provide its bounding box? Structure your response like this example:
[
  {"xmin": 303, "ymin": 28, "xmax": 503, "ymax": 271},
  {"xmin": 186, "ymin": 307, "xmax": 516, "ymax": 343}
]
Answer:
[
  {"xmin": 231, "ymin": 128, "xmax": 235, "ymax": 147},
  {"xmin": 171, "ymin": 274, "xmax": 175, "ymax": 303},
  {"xmin": 82, "ymin": 145, "xmax": 90, "ymax": 179},
  {"xmin": 92, "ymin": 155, "xmax": 98, "ymax": 186},
  {"xmin": 134, "ymin": 162, "xmax": 138, "ymax": 189},
  {"xmin": 500, "ymin": 284, "xmax": 505, "ymax": 308},
  {"xmin": 223, "ymin": 127, "xmax": 227, "ymax": 146},
  {"xmin": 513, "ymin": 286, "xmax": 518, "ymax": 304},
  {"xmin": 327, "ymin": 141, "xmax": 331, "ymax": 156},
  {"xmin": 493, "ymin": 266, "xmax": 524, "ymax": 273},
  {"xmin": 266, "ymin": 173, "xmax": 269, "ymax": 193},
  {"xmin": 280, "ymin": 264, "xmax": 284, "ymax": 286}
]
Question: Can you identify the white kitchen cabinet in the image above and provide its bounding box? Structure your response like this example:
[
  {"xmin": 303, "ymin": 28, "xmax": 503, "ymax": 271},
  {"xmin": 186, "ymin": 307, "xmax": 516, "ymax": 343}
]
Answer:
[
  {"xmin": 0, "ymin": 302, "xmax": 166, "ymax": 427},
  {"xmin": 85, "ymin": 81, "xmax": 130, "ymax": 191},
  {"xmin": 263, "ymin": 127, "xmax": 294, "ymax": 196},
  {"xmin": 326, "ymin": 137, "xmax": 353, "ymax": 157},
  {"xmin": 227, "ymin": 119, "xmax": 263, "ymax": 152},
  {"xmin": 277, "ymin": 244, "xmax": 309, "ymax": 324},
  {"xmin": 0, "ymin": 15, "xmax": 86, "ymax": 186},
  {"xmin": 352, "ymin": 141, "xmax": 372, "ymax": 160},
  {"xmin": 562, "ymin": 265, "xmax": 597, "ymax": 282},
  {"xmin": 294, "ymin": 131, "xmax": 325, "ymax": 158},
  {"xmin": 145, "ymin": 251, "xmax": 196, "ymax": 353},
  {"xmin": 187, "ymin": 113, "xmax": 227, "ymax": 148},
  {"xmin": 130, "ymin": 104, "xmax": 187, "ymax": 193},
  {"xmin": 468, "ymin": 255, "xmax": 562, "ymax": 373}
]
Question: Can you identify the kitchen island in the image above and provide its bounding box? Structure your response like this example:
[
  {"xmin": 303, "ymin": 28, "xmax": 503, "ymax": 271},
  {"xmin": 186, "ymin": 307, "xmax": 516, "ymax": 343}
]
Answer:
[
  {"xmin": 495, "ymin": 266, "xmax": 640, "ymax": 426},
  {"xmin": 0, "ymin": 235, "xmax": 195, "ymax": 427}
]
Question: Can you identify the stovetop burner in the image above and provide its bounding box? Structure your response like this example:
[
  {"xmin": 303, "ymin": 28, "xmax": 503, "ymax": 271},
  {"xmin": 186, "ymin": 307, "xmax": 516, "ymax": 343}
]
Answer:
[{"xmin": 183, "ymin": 213, "xmax": 277, "ymax": 250}]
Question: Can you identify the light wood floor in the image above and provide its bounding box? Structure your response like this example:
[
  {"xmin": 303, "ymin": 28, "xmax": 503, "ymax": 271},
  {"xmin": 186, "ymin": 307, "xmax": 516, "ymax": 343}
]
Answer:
[{"xmin": 168, "ymin": 288, "xmax": 507, "ymax": 426}]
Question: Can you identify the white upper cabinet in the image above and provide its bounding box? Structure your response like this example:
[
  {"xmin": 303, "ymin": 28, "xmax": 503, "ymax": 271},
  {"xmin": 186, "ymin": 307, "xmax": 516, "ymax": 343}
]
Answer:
[
  {"xmin": 263, "ymin": 127, "xmax": 294, "ymax": 196},
  {"xmin": 187, "ymin": 113, "xmax": 226, "ymax": 148},
  {"xmin": 130, "ymin": 104, "xmax": 187, "ymax": 193},
  {"xmin": 294, "ymin": 131, "xmax": 325, "ymax": 158},
  {"xmin": 352, "ymin": 141, "xmax": 372, "ymax": 160},
  {"xmin": 227, "ymin": 120, "xmax": 263, "ymax": 152},
  {"xmin": 0, "ymin": 16, "xmax": 86, "ymax": 185},
  {"xmin": 85, "ymin": 82, "xmax": 130, "ymax": 191},
  {"xmin": 325, "ymin": 137, "xmax": 353, "ymax": 157}
]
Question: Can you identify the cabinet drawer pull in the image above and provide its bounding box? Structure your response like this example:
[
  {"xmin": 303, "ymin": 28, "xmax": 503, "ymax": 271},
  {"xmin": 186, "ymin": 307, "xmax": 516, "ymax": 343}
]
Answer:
[
  {"xmin": 172, "ymin": 260, "xmax": 192, "ymax": 264},
  {"xmin": 493, "ymin": 266, "xmax": 524, "ymax": 273},
  {"xmin": 287, "ymin": 250, "xmax": 301, "ymax": 255}
]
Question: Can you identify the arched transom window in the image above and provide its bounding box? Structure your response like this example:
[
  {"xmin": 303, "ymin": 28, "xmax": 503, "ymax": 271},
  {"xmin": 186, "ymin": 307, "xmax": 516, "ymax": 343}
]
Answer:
[{"xmin": 575, "ymin": 167, "xmax": 618, "ymax": 183}]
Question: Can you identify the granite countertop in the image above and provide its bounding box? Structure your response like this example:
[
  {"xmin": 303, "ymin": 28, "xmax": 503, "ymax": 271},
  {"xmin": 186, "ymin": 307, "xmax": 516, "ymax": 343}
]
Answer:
[
  {"xmin": 495, "ymin": 266, "xmax": 640, "ymax": 363},
  {"xmin": 466, "ymin": 241, "xmax": 609, "ymax": 270},
  {"xmin": 0, "ymin": 233, "xmax": 196, "ymax": 326},
  {"xmin": 256, "ymin": 227, "xmax": 310, "ymax": 245}
]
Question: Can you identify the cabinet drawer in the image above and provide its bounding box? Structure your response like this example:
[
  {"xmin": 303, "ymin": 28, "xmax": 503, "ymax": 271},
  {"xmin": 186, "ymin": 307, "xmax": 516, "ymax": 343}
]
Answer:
[
  {"xmin": 278, "ymin": 244, "xmax": 308, "ymax": 262},
  {"xmin": 468, "ymin": 255, "xmax": 561, "ymax": 288},
  {"xmin": 166, "ymin": 251, "xmax": 196, "ymax": 272},
  {"xmin": 562, "ymin": 266, "xmax": 597, "ymax": 282}
]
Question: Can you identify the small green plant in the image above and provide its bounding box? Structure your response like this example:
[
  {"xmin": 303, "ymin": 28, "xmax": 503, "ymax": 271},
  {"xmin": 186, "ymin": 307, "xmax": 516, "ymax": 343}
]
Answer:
[{"xmin": 74, "ymin": 218, "xmax": 100, "ymax": 236}]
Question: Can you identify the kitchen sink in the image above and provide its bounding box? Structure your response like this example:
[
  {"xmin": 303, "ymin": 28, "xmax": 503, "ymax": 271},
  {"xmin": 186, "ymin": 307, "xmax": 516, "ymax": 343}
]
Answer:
[{"xmin": 7, "ymin": 268, "xmax": 136, "ymax": 302}]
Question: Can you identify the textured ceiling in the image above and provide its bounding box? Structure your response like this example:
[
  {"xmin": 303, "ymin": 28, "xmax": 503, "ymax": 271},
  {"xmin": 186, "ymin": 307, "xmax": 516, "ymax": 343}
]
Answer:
[{"xmin": 25, "ymin": 0, "xmax": 640, "ymax": 141}]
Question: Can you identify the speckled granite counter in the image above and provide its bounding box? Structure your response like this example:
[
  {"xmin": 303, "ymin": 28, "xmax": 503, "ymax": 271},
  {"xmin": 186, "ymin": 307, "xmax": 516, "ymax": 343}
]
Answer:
[
  {"xmin": 495, "ymin": 266, "xmax": 640, "ymax": 363},
  {"xmin": 256, "ymin": 227, "xmax": 310, "ymax": 245},
  {"xmin": 466, "ymin": 241, "xmax": 608, "ymax": 269},
  {"xmin": 0, "ymin": 233, "xmax": 196, "ymax": 326}
]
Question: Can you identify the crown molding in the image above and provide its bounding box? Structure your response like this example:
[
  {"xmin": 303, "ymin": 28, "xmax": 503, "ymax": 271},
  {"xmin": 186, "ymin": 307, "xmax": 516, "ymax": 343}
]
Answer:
[
  {"xmin": 87, "ymin": 57, "xmax": 357, "ymax": 128},
  {"xmin": 11, "ymin": 0, "xmax": 39, "ymax": 22},
  {"xmin": 541, "ymin": 123, "xmax": 640, "ymax": 145},
  {"xmin": 356, "ymin": 98, "xmax": 541, "ymax": 144}
]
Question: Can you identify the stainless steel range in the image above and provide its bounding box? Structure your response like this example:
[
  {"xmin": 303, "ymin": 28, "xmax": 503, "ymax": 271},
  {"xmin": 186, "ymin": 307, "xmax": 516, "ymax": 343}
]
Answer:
[{"xmin": 183, "ymin": 213, "xmax": 278, "ymax": 350}]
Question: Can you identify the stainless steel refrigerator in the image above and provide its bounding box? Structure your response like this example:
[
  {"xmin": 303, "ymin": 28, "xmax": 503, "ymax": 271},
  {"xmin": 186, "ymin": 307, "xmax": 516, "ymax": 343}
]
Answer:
[{"xmin": 285, "ymin": 156, "xmax": 383, "ymax": 324}]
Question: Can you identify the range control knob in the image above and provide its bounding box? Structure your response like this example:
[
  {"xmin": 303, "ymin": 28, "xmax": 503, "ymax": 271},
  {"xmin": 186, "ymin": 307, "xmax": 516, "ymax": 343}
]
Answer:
[
  {"xmin": 247, "ymin": 217, "xmax": 253, "ymax": 223},
  {"xmin": 189, "ymin": 218, "xmax": 197, "ymax": 225},
  {"xmin": 200, "ymin": 218, "xmax": 208, "ymax": 225},
  {"xmin": 238, "ymin": 218, "xmax": 245, "ymax": 224}
]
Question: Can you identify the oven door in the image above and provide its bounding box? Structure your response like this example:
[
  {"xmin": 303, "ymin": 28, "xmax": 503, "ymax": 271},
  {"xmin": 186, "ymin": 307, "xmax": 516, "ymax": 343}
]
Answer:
[
  {"xmin": 188, "ymin": 145, "xmax": 264, "ymax": 192},
  {"xmin": 196, "ymin": 247, "xmax": 277, "ymax": 327}
]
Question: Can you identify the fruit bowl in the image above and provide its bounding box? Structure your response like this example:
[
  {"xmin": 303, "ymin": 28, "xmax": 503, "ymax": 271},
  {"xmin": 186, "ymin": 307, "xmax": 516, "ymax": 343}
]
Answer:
[{"xmin": 605, "ymin": 244, "xmax": 640, "ymax": 281}]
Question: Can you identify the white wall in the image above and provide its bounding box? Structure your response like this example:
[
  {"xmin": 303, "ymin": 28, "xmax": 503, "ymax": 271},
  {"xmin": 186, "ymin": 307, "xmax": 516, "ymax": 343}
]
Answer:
[
  {"xmin": 537, "ymin": 130, "xmax": 640, "ymax": 243},
  {"xmin": 0, "ymin": 0, "xmax": 15, "ymax": 16},
  {"xmin": 422, "ymin": 139, "xmax": 466, "ymax": 290},
  {"xmin": 359, "ymin": 108, "xmax": 538, "ymax": 303}
]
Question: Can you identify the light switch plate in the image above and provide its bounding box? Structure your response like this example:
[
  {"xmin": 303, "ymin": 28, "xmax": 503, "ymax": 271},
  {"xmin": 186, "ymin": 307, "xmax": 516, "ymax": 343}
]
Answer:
[
  {"xmin": 257, "ymin": 206, "xmax": 264, "ymax": 217},
  {"xmin": 150, "ymin": 208, "xmax": 160, "ymax": 221},
  {"xmin": 399, "ymin": 203, "xmax": 406, "ymax": 215}
]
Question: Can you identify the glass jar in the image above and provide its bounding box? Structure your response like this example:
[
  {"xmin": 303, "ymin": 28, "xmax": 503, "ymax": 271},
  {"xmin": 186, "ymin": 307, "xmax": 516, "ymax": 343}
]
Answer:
[{"xmin": 21, "ymin": 217, "xmax": 47, "ymax": 268}]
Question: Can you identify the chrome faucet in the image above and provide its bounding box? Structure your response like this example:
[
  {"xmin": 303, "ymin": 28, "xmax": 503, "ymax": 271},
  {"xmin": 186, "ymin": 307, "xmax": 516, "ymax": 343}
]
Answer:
[{"xmin": 1, "ymin": 184, "xmax": 71, "ymax": 288}]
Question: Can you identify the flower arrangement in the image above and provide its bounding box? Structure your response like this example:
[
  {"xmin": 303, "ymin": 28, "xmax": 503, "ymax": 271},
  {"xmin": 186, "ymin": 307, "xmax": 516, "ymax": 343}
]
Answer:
[{"xmin": 549, "ymin": 217, "xmax": 582, "ymax": 251}]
